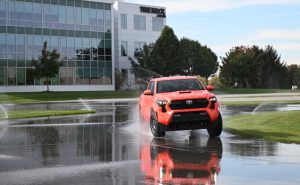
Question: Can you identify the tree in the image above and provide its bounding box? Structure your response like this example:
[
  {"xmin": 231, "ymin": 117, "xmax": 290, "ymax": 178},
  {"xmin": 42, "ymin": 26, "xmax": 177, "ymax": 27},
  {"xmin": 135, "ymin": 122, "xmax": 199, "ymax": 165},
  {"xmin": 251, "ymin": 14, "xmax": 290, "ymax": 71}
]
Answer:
[
  {"xmin": 32, "ymin": 41, "xmax": 62, "ymax": 92},
  {"xmin": 115, "ymin": 69, "xmax": 125, "ymax": 90},
  {"xmin": 180, "ymin": 38, "xmax": 218, "ymax": 82},
  {"xmin": 180, "ymin": 38, "xmax": 199, "ymax": 75},
  {"xmin": 150, "ymin": 26, "xmax": 182, "ymax": 76},
  {"xmin": 196, "ymin": 45, "xmax": 218, "ymax": 81},
  {"xmin": 295, "ymin": 67, "xmax": 300, "ymax": 86},
  {"xmin": 130, "ymin": 26, "xmax": 219, "ymax": 82},
  {"xmin": 220, "ymin": 45, "xmax": 287, "ymax": 88},
  {"xmin": 129, "ymin": 46, "xmax": 161, "ymax": 88},
  {"xmin": 287, "ymin": 64, "xmax": 300, "ymax": 86},
  {"xmin": 260, "ymin": 46, "xmax": 287, "ymax": 88}
]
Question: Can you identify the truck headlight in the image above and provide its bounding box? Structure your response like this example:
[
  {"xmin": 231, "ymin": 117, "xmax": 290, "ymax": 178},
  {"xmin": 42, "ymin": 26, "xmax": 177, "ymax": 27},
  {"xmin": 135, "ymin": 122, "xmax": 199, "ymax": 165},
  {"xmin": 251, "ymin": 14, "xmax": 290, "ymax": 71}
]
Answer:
[
  {"xmin": 209, "ymin": 96, "xmax": 217, "ymax": 103},
  {"xmin": 156, "ymin": 100, "xmax": 167, "ymax": 112},
  {"xmin": 156, "ymin": 100, "xmax": 167, "ymax": 106}
]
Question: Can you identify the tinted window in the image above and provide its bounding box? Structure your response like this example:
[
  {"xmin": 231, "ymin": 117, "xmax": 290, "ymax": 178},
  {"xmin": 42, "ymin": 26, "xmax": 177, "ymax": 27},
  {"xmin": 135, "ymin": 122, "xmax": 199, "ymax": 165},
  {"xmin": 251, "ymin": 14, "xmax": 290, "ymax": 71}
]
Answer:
[{"xmin": 157, "ymin": 79, "xmax": 204, "ymax": 93}]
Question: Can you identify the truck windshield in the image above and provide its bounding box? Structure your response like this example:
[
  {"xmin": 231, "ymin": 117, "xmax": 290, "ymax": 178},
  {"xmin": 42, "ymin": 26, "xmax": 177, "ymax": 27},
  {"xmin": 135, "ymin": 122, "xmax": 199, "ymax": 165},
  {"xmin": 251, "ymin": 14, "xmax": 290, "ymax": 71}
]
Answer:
[{"xmin": 157, "ymin": 79, "xmax": 204, "ymax": 93}]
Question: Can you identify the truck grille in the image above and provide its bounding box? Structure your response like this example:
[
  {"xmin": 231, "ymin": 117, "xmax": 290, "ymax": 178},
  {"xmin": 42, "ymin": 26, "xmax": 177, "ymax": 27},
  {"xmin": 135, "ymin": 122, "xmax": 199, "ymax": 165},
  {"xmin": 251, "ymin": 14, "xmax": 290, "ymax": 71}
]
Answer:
[
  {"xmin": 169, "ymin": 99, "xmax": 209, "ymax": 110},
  {"xmin": 167, "ymin": 111, "xmax": 210, "ymax": 131}
]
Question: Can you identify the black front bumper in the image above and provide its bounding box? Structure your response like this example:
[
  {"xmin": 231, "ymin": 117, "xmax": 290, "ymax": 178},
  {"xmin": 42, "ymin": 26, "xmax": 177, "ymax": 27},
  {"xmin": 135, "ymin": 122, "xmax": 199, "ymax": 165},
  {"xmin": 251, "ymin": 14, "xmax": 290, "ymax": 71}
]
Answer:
[{"xmin": 162, "ymin": 111, "xmax": 211, "ymax": 131}]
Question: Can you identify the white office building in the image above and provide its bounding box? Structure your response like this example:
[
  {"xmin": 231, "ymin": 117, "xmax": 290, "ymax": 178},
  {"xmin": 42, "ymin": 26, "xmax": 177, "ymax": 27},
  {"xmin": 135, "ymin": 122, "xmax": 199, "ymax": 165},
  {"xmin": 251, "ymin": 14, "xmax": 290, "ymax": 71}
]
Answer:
[
  {"xmin": 113, "ymin": 0, "xmax": 166, "ymax": 89},
  {"xmin": 0, "ymin": 0, "xmax": 165, "ymax": 92}
]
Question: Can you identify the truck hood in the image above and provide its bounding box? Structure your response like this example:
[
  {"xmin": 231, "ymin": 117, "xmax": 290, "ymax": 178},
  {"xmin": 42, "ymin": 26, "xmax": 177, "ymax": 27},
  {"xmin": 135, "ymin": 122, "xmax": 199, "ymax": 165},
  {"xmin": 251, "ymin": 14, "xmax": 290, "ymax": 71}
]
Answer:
[{"xmin": 155, "ymin": 90, "xmax": 213, "ymax": 101}]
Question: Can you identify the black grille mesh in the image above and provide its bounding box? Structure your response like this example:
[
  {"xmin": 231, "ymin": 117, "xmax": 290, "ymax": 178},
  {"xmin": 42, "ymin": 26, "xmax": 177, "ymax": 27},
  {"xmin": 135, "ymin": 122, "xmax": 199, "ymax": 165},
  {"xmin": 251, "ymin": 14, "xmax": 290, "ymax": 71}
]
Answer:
[{"xmin": 169, "ymin": 99, "xmax": 209, "ymax": 110}]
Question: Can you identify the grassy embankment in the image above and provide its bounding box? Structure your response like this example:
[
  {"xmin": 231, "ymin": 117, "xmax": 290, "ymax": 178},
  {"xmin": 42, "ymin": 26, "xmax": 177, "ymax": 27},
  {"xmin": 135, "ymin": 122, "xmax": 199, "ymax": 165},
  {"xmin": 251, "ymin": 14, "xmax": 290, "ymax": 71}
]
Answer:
[
  {"xmin": 220, "ymin": 100, "xmax": 300, "ymax": 105},
  {"xmin": 225, "ymin": 110, "xmax": 300, "ymax": 144},
  {"xmin": 0, "ymin": 109, "xmax": 96, "ymax": 120},
  {"xmin": 0, "ymin": 90, "xmax": 138, "ymax": 104},
  {"xmin": 0, "ymin": 91, "xmax": 136, "ymax": 119},
  {"xmin": 0, "ymin": 88, "xmax": 299, "ymax": 105}
]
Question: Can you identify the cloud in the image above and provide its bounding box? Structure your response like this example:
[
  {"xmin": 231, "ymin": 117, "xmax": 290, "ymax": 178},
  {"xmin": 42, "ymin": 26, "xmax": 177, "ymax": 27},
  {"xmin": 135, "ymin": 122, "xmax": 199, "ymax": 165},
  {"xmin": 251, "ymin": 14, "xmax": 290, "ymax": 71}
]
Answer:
[
  {"xmin": 212, "ymin": 43, "xmax": 300, "ymax": 64},
  {"xmin": 125, "ymin": 0, "xmax": 300, "ymax": 14},
  {"xmin": 285, "ymin": 57, "xmax": 300, "ymax": 65},
  {"xmin": 210, "ymin": 32, "xmax": 300, "ymax": 65},
  {"xmin": 251, "ymin": 29, "xmax": 300, "ymax": 41}
]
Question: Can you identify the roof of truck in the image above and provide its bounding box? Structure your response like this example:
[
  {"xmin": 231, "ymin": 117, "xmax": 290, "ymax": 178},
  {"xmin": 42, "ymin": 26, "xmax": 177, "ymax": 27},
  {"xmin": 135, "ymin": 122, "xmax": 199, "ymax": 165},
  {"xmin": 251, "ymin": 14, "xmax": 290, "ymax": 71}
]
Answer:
[{"xmin": 152, "ymin": 76, "xmax": 197, "ymax": 82}]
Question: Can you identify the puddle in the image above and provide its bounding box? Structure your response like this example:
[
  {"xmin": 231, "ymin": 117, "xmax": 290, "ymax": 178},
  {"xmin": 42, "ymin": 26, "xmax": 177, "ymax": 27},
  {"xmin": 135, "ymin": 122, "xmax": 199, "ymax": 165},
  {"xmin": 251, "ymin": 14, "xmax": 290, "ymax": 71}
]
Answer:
[{"xmin": 0, "ymin": 102, "xmax": 299, "ymax": 184}]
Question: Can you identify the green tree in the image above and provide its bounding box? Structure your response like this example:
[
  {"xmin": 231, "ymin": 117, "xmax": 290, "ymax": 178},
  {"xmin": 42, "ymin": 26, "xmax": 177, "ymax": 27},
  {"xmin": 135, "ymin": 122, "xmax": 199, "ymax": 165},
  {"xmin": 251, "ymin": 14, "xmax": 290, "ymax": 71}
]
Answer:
[
  {"xmin": 196, "ymin": 45, "xmax": 218, "ymax": 81},
  {"xmin": 295, "ymin": 67, "xmax": 300, "ymax": 86},
  {"xmin": 220, "ymin": 45, "xmax": 287, "ymax": 88},
  {"xmin": 287, "ymin": 64, "xmax": 300, "ymax": 87},
  {"xmin": 180, "ymin": 38, "xmax": 199, "ymax": 75},
  {"xmin": 180, "ymin": 38, "xmax": 218, "ymax": 81},
  {"xmin": 260, "ymin": 45, "xmax": 287, "ymax": 88},
  {"xmin": 132, "ymin": 43, "xmax": 155, "ymax": 70},
  {"xmin": 129, "ymin": 46, "xmax": 161, "ymax": 87},
  {"xmin": 32, "ymin": 41, "xmax": 62, "ymax": 92},
  {"xmin": 151, "ymin": 26, "xmax": 182, "ymax": 76}
]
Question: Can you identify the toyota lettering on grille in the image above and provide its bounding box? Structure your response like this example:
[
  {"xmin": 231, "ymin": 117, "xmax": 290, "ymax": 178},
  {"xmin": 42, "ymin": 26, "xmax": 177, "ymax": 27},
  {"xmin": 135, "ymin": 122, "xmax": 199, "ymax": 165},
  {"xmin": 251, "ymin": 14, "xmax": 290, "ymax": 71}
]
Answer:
[{"xmin": 186, "ymin": 100, "xmax": 193, "ymax": 105}]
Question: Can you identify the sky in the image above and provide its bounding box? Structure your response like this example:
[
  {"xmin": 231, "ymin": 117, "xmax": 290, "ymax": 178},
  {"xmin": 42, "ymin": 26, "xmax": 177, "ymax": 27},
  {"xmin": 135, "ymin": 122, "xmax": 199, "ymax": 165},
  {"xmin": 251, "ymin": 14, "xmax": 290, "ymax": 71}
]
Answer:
[{"xmin": 126, "ymin": 0, "xmax": 300, "ymax": 65}]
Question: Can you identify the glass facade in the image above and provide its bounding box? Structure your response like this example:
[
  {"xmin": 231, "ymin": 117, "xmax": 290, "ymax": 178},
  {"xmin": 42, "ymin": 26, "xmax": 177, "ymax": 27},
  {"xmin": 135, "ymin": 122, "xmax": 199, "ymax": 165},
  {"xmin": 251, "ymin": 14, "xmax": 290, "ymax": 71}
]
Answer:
[{"xmin": 0, "ymin": 0, "xmax": 113, "ymax": 86}]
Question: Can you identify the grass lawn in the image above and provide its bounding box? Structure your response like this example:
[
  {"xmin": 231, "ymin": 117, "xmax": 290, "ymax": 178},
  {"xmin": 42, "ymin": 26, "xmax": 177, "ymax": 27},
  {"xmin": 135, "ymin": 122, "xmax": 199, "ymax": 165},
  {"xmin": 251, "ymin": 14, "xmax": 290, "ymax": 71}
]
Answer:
[
  {"xmin": 0, "ymin": 88, "xmax": 299, "ymax": 104},
  {"xmin": 0, "ymin": 91, "xmax": 139, "ymax": 104},
  {"xmin": 220, "ymin": 100, "xmax": 300, "ymax": 105},
  {"xmin": 224, "ymin": 110, "xmax": 300, "ymax": 144},
  {"xmin": 0, "ymin": 109, "xmax": 96, "ymax": 120},
  {"xmin": 215, "ymin": 88, "xmax": 300, "ymax": 94}
]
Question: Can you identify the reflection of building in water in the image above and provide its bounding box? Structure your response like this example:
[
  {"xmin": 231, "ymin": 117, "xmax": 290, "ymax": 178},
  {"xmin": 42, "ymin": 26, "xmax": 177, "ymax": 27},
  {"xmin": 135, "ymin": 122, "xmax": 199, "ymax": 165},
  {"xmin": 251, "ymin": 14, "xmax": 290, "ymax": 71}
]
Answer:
[
  {"xmin": 229, "ymin": 141, "xmax": 278, "ymax": 157},
  {"xmin": 0, "ymin": 103, "xmax": 137, "ymax": 172},
  {"xmin": 0, "ymin": 102, "xmax": 225, "ymax": 185}
]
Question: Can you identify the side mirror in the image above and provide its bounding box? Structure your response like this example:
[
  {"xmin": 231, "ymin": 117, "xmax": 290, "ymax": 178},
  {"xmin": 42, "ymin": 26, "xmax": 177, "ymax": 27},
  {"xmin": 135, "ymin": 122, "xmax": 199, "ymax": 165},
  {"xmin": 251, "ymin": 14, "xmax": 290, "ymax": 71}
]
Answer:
[
  {"xmin": 206, "ymin": 85, "xmax": 215, "ymax": 91},
  {"xmin": 143, "ymin": 90, "xmax": 153, "ymax": 96}
]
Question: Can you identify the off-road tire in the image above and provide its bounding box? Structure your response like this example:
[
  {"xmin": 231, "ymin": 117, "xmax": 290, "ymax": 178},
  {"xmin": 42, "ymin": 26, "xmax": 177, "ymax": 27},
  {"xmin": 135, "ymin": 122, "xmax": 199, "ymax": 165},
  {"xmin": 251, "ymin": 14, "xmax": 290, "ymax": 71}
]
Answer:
[
  {"xmin": 207, "ymin": 113, "xmax": 223, "ymax": 137},
  {"xmin": 150, "ymin": 114, "xmax": 165, "ymax": 137}
]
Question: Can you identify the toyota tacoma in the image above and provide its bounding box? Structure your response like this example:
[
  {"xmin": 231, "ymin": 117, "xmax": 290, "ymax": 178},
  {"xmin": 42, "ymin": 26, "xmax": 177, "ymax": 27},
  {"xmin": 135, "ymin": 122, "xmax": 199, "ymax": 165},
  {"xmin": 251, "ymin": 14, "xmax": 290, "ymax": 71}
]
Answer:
[{"xmin": 139, "ymin": 76, "xmax": 222, "ymax": 137}]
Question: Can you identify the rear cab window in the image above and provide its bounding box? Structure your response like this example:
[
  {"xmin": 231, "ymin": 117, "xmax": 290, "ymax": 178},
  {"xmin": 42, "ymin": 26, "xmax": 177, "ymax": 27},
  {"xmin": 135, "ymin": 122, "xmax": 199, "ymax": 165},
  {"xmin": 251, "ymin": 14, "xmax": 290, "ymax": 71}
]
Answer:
[{"xmin": 157, "ymin": 79, "xmax": 204, "ymax": 93}]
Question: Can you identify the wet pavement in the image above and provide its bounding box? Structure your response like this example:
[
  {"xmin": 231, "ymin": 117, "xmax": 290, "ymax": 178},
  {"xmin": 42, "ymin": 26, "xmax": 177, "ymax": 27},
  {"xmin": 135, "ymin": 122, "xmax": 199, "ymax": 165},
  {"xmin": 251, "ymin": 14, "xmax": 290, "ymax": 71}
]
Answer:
[{"xmin": 0, "ymin": 102, "xmax": 300, "ymax": 185}]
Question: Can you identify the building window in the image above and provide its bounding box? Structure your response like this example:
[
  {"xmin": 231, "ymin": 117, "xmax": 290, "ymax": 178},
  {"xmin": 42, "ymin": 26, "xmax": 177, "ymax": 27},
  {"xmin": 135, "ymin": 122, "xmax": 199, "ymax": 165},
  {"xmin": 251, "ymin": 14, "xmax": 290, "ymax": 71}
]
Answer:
[
  {"xmin": 134, "ymin": 42, "xmax": 146, "ymax": 54},
  {"xmin": 134, "ymin": 15, "xmax": 146, "ymax": 31},
  {"xmin": 121, "ymin": 41, "xmax": 128, "ymax": 56},
  {"xmin": 121, "ymin": 68, "xmax": 128, "ymax": 84},
  {"xmin": 152, "ymin": 17, "xmax": 164, "ymax": 32},
  {"xmin": 121, "ymin": 14, "xmax": 127, "ymax": 29}
]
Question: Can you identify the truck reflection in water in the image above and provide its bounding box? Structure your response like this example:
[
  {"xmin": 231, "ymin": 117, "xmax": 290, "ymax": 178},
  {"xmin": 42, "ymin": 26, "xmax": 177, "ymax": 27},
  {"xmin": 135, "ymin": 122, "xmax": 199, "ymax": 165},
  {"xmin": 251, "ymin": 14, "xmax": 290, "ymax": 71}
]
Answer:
[{"xmin": 140, "ymin": 137, "xmax": 222, "ymax": 185}]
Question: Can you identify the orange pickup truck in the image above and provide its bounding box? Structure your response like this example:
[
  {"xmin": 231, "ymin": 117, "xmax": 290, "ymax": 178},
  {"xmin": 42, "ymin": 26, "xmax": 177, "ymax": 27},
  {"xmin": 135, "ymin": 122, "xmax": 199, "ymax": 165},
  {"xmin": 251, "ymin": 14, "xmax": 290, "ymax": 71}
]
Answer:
[
  {"xmin": 140, "ymin": 138, "xmax": 222, "ymax": 185},
  {"xmin": 139, "ymin": 76, "xmax": 222, "ymax": 137}
]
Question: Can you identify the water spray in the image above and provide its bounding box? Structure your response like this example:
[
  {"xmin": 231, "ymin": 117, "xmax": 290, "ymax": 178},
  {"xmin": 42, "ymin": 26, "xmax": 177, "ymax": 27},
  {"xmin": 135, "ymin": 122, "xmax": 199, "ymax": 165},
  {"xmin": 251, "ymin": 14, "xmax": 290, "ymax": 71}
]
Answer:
[
  {"xmin": 0, "ymin": 105, "xmax": 9, "ymax": 139},
  {"xmin": 251, "ymin": 103, "xmax": 267, "ymax": 116},
  {"xmin": 78, "ymin": 98, "xmax": 92, "ymax": 111}
]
